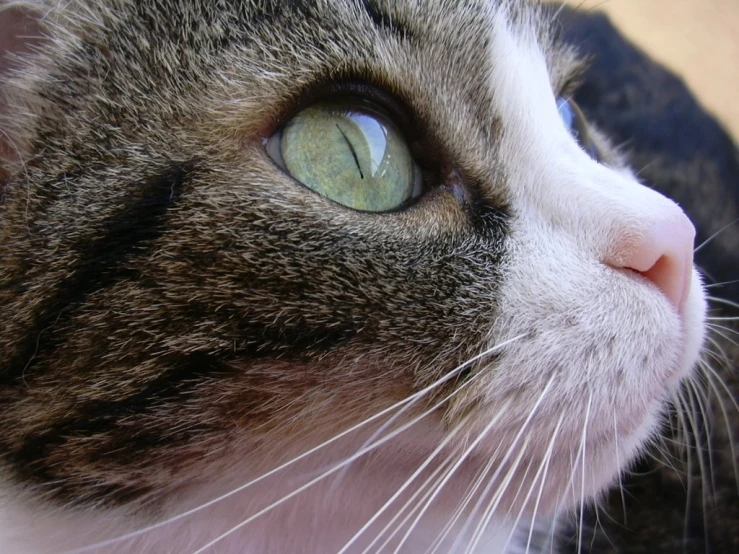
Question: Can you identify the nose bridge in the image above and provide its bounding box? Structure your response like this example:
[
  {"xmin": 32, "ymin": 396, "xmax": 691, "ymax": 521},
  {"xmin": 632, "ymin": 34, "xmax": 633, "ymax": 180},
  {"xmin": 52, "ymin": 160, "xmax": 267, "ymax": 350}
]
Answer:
[
  {"xmin": 541, "ymin": 162, "xmax": 683, "ymax": 259},
  {"xmin": 527, "ymin": 158, "xmax": 697, "ymax": 312}
]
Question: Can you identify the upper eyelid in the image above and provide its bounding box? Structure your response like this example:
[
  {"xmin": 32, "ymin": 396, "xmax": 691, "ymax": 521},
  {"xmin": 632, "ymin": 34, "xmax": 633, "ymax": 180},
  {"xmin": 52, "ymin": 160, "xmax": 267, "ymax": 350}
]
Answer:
[
  {"xmin": 554, "ymin": 55, "xmax": 592, "ymax": 99},
  {"xmin": 266, "ymin": 80, "xmax": 416, "ymax": 138},
  {"xmin": 264, "ymin": 79, "xmax": 448, "ymax": 174}
]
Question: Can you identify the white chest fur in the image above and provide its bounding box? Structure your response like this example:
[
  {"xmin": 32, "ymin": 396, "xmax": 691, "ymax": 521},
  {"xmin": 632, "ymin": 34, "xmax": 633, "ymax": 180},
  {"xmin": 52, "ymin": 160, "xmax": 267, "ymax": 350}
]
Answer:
[{"xmin": 0, "ymin": 470, "xmax": 558, "ymax": 554}]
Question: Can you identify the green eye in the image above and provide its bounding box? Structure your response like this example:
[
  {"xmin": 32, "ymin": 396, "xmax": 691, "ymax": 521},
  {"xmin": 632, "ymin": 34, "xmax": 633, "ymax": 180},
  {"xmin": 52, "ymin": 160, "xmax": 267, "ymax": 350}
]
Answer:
[{"xmin": 266, "ymin": 98, "xmax": 423, "ymax": 212}]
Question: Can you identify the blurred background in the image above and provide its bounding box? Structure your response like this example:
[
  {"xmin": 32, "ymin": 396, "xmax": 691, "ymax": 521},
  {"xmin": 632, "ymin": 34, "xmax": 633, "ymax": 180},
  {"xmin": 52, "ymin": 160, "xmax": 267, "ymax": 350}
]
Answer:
[{"xmin": 578, "ymin": 0, "xmax": 739, "ymax": 140}]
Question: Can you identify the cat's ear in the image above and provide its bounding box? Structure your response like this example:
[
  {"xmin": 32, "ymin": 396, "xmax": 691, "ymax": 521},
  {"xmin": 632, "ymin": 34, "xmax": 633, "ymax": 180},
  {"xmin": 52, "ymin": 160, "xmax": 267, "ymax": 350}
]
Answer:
[{"xmin": 0, "ymin": 1, "xmax": 46, "ymax": 187}]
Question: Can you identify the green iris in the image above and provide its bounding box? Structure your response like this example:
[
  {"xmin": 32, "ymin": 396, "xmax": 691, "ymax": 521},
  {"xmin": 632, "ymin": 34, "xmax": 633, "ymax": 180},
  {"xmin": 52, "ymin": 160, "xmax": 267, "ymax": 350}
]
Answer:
[{"xmin": 267, "ymin": 99, "xmax": 421, "ymax": 212}]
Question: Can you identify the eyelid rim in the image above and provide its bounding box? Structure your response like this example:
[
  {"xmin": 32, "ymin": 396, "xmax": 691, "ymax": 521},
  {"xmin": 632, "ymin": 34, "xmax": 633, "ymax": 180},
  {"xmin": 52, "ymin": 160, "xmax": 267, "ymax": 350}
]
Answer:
[
  {"xmin": 262, "ymin": 80, "xmax": 413, "ymax": 140},
  {"xmin": 263, "ymin": 77, "xmax": 452, "ymax": 169},
  {"xmin": 267, "ymin": 78, "xmax": 448, "ymax": 175}
]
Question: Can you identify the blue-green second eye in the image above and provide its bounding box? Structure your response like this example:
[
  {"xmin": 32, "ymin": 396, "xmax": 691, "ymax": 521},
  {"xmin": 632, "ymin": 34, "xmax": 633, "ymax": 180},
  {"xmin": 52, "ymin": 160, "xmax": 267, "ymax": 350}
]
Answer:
[
  {"xmin": 557, "ymin": 97, "xmax": 601, "ymax": 161},
  {"xmin": 266, "ymin": 98, "xmax": 423, "ymax": 212}
]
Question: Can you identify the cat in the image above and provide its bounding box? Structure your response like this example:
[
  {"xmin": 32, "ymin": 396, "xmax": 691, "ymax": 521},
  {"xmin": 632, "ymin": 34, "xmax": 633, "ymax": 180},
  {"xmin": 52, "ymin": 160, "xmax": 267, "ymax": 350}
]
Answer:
[{"xmin": 0, "ymin": 1, "xmax": 724, "ymax": 553}]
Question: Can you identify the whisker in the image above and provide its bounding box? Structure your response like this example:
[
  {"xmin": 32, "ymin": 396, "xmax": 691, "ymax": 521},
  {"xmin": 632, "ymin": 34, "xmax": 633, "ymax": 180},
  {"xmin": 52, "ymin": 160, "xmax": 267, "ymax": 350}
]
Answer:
[
  {"xmin": 612, "ymin": 410, "xmax": 628, "ymax": 526},
  {"xmin": 336, "ymin": 416, "xmax": 472, "ymax": 554},
  {"xmin": 683, "ymin": 381, "xmax": 713, "ymax": 545},
  {"xmin": 648, "ymin": 444, "xmax": 683, "ymax": 475},
  {"xmin": 446, "ymin": 450, "xmax": 505, "ymax": 554},
  {"xmin": 330, "ymin": 341, "xmax": 515, "ymax": 492},
  {"xmin": 704, "ymin": 279, "xmax": 739, "ymax": 290},
  {"xmin": 634, "ymin": 159, "xmax": 659, "ymax": 178},
  {"xmin": 423, "ymin": 438, "xmax": 505, "ymax": 554},
  {"xmin": 576, "ymin": 393, "xmax": 594, "ymax": 554},
  {"xmin": 515, "ymin": 415, "xmax": 564, "ymax": 554},
  {"xmin": 702, "ymin": 335, "xmax": 734, "ymax": 368},
  {"xmin": 523, "ymin": 449, "xmax": 557, "ymax": 554},
  {"xmin": 543, "ymin": 484, "xmax": 571, "ymax": 554},
  {"xmin": 64, "ymin": 334, "xmax": 527, "ymax": 554},
  {"xmin": 355, "ymin": 344, "xmax": 533, "ymax": 552},
  {"xmin": 705, "ymin": 324, "xmax": 739, "ymax": 350},
  {"xmin": 698, "ymin": 361, "xmax": 739, "ymax": 415},
  {"xmin": 706, "ymin": 295, "xmax": 739, "ymax": 311},
  {"xmin": 706, "ymin": 321, "xmax": 739, "ymax": 338},
  {"xmin": 189, "ymin": 366, "xmax": 517, "ymax": 554},
  {"xmin": 450, "ymin": 377, "xmax": 556, "ymax": 554},
  {"xmin": 465, "ymin": 437, "xmax": 532, "ymax": 554},
  {"xmin": 589, "ymin": 493, "xmax": 627, "ymax": 533},
  {"xmin": 688, "ymin": 374, "xmax": 715, "ymax": 472},
  {"xmin": 673, "ymin": 387, "xmax": 697, "ymax": 542},
  {"xmin": 391, "ymin": 397, "xmax": 519, "ymax": 554},
  {"xmin": 362, "ymin": 452, "xmax": 462, "ymax": 554},
  {"xmin": 706, "ymin": 316, "xmax": 739, "ymax": 322},
  {"xmin": 500, "ymin": 458, "xmax": 537, "ymax": 550},
  {"xmin": 694, "ymin": 217, "xmax": 739, "ymax": 254},
  {"xmin": 698, "ymin": 361, "xmax": 739, "ymax": 493},
  {"xmin": 463, "ymin": 376, "xmax": 557, "ymax": 554}
]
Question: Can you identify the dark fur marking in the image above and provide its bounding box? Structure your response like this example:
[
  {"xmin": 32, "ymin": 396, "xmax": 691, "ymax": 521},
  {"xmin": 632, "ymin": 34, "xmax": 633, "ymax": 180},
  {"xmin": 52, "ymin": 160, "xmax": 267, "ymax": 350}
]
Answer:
[
  {"xmin": 10, "ymin": 352, "xmax": 230, "ymax": 502},
  {"xmin": 359, "ymin": 0, "xmax": 415, "ymax": 40},
  {"xmin": 1, "ymin": 163, "xmax": 194, "ymax": 386}
]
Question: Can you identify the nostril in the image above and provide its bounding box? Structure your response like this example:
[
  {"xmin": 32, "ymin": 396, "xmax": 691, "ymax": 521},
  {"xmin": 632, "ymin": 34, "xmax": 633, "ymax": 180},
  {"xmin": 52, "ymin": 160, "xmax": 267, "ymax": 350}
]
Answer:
[
  {"xmin": 609, "ymin": 212, "xmax": 695, "ymax": 313},
  {"xmin": 629, "ymin": 254, "xmax": 687, "ymax": 312}
]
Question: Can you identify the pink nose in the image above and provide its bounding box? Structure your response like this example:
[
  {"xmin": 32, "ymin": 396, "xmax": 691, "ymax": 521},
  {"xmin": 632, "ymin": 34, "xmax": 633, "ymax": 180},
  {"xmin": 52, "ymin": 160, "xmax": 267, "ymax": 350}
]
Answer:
[{"xmin": 609, "ymin": 212, "xmax": 696, "ymax": 313}]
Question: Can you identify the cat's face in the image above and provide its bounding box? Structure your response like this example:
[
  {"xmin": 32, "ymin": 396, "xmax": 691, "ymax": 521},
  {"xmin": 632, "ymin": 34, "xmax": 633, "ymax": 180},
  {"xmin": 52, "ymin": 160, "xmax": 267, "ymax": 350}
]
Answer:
[{"xmin": 0, "ymin": 0, "xmax": 706, "ymax": 551}]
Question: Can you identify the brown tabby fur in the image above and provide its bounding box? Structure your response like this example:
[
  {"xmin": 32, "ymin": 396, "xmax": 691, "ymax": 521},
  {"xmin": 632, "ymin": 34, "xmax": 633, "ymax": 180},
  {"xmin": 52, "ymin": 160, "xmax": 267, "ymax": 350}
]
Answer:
[{"xmin": 0, "ymin": 0, "xmax": 585, "ymax": 509}]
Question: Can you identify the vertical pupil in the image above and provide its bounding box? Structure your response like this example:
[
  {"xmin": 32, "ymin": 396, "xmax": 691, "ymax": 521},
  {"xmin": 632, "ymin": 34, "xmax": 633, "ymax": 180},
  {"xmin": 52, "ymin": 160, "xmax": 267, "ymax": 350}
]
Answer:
[{"xmin": 335, "ymin": 122, "xmax": 364, "ymax": 179}]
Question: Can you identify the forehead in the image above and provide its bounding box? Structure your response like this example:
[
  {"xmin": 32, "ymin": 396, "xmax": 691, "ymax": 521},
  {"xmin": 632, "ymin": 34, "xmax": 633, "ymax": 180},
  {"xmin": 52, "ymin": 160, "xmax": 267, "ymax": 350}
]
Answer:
[
  {"xmin": 27, "ymin": 0, "xmax": 582, "ymax": 192},
  {"xmin": 217, "ymin": 0, "xmax": 580, "ymax": 170},
  {"xmin": 259, "ymin": 0, "xmax": 576, "ymax": 87},
  {"xmin": 50, "ymin": 1, "xmax": 579, "ymax": 122}
]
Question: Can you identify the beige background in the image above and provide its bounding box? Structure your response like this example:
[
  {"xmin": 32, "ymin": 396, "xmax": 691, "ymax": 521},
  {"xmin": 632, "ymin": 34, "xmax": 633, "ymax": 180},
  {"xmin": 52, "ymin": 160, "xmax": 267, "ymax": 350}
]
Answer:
[{"xmin": 577, "ymin": 0, "xmax": 739, "ymax": 141}]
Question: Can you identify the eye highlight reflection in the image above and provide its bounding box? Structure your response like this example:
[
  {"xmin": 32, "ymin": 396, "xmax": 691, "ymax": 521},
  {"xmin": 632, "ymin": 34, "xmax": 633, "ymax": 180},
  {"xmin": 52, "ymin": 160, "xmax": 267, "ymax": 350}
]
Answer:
[{"xmin": 266, "ymin": 98, "xmax": 423, "ymax": 212}]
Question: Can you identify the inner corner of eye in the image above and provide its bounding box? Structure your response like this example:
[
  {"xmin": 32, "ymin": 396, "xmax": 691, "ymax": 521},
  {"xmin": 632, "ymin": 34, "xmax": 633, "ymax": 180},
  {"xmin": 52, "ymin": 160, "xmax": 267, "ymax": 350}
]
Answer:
[{"xmin": 264, "ymin": 129, "xmax": 287, "ymax": 169}]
